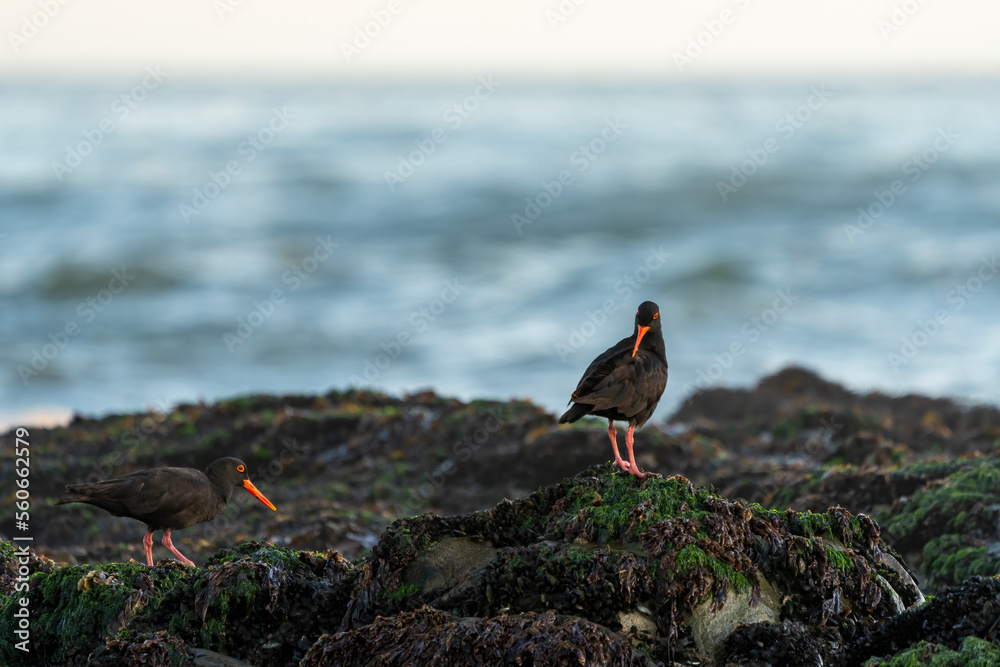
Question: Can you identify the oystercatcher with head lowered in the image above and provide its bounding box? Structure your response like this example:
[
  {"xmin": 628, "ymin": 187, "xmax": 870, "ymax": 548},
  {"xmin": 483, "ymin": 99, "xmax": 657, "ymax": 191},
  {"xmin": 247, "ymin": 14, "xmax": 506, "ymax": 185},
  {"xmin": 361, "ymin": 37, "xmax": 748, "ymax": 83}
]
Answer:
[
  {"xmin": 559, "ymin": 301, "xmax": 668, "ymax": 478},
  {"xmin": 57, "ymin": 457, "xmax": 277, "ymax": 567}
]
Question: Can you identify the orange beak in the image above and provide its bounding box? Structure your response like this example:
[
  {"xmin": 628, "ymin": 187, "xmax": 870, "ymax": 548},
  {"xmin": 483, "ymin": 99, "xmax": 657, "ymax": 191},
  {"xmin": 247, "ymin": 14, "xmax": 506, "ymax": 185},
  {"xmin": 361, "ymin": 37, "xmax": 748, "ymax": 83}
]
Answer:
[
  {"xmin": 631, "ymin": 326, "xmax": 650, "ymax": 358},
  {"xmin": 243, "ymin": 479, "xmax": 277, "ymax": 511}
]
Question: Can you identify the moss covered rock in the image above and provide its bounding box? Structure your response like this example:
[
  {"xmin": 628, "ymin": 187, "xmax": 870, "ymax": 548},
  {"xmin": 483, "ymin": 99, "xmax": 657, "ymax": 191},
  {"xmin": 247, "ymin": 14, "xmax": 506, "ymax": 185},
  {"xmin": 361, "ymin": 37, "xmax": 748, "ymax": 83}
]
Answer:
[
  {"xmin": 847, "ymin": 575, "xmax": 1000, "ymax": 665},
  {"xmin": 341, "ymin": 464, "xmax": 920, "ymax": 664},
  {"xmin": 863, "ymin": 637, "xmax": 1000, "ymax": 667},
  {"xmin": 879, "ymin": 461, "xmax": 1000, "ymax": 590},
  {"xmin": 1, "ymin": 464, "xmax": 926, "ymax": 666},
  {"xmin": 0, "ymin": 541, "xmax": 356, "ymax": 667}
]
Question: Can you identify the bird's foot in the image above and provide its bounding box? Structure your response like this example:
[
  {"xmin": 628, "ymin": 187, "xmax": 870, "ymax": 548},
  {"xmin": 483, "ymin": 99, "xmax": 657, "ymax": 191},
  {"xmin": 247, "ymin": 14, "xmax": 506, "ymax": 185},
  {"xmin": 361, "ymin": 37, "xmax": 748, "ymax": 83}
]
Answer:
[
  {"xmin": 624, "ymin": 425, "xmax": 645, "ymax": 479},
  {"xmin": 162, "ymin": 531, "xmax": 197, "ymax": 567}
]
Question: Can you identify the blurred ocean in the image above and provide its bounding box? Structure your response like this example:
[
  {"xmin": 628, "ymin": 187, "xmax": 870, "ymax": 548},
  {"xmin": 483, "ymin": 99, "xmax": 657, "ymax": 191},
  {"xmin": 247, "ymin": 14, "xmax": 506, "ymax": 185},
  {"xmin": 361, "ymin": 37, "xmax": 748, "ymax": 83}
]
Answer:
[{"xmin": 1, "ymin": 77, "xmax": 999, "ymax": 425}]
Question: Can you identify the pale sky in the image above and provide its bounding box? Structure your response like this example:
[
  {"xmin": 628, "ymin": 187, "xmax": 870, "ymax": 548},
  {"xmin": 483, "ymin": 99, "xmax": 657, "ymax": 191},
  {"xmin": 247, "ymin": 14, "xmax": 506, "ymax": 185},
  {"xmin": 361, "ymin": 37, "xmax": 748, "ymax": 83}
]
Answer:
[{"xmin": 1, "ymin": 0, "xmax": 998, "ymax": 79}]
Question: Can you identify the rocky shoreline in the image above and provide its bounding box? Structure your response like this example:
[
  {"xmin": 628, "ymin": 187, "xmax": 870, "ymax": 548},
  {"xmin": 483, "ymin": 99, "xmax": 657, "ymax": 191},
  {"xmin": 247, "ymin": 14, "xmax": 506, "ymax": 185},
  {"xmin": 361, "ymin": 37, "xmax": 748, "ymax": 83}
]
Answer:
[{"xmin": 4, "ymin": 367, "xmax": 1000, "ymax": 665}]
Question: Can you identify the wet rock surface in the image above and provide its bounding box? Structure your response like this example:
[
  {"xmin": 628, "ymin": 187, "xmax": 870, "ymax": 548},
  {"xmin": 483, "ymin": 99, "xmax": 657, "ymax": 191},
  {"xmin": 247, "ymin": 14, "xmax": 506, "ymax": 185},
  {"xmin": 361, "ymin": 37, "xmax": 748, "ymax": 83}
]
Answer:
[
  {"xmin": 717, "ymin": 619, "xmax": 824, "ymax": 666},
  {"xmin": 4, "ymin": 366, "xmax": 1000, "ymax": 664},
  {"xmin": 0, "ymin": 466, "xmax": 925, "ymax": 666},
  {"xmin": 302, "ymin": 607, "xmax": 656, "ymax": 667},
  {"xmin": 846, "ymin": 575, "xmax": 1000, "ymax": 665},
  {"xmin": 1, "ymin": 541, "xmax": 357, "ymax": 667},
  {"xmin": 337, "ymin": 465, "xmax": 920, "ymax": 665}
]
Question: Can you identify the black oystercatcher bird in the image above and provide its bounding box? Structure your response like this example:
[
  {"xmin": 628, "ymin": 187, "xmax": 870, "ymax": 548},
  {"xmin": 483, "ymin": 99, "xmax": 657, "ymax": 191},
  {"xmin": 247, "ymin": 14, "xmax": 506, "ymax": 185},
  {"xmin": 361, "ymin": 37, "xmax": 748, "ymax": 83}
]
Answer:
[
  {"xmin": 559, "ymin": 301, "xmax": 668, "ymax": 478},
  {"xmin": 57, "ymin": 457, "xmax": 276, "ymax": 567}
]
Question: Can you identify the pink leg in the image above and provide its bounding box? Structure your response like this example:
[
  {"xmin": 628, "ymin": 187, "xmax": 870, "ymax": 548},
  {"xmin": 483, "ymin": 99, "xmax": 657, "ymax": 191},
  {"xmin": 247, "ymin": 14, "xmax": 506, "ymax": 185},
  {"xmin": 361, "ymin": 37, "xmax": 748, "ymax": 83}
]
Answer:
[
  {"xmin": 161, "ymin": 530, "xmax": 196, "ymax": 567},
  {"xmin": 608, "ymin": 421, "xmax": 630, "ymax": 472},
  {"xmin": 143, "ymin": 529, "xmax": 155, "ymax": 566},
  {"xmin": 625, "ymin": 426, "xmax": 645, "ymax": 478}
]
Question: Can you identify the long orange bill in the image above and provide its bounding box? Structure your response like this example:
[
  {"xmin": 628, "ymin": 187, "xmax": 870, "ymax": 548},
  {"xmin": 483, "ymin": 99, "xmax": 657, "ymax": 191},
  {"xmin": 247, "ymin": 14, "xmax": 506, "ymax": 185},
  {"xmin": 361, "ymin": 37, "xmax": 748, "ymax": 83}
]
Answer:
[
  {"xmin": 631, "ymin": 326, "xmax": 650, "ymax": 358},
  {"xmin": 243, "ymin": 479, "xmax": 277, "ymax": 511}
]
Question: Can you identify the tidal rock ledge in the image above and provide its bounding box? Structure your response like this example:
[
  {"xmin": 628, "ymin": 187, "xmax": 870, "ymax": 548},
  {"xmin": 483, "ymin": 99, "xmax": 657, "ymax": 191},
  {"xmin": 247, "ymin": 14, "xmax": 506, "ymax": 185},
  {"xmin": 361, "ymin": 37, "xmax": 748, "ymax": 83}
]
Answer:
[{"xmin": 3, "ymin": 465, "xmax": 924, "ymax": 666}]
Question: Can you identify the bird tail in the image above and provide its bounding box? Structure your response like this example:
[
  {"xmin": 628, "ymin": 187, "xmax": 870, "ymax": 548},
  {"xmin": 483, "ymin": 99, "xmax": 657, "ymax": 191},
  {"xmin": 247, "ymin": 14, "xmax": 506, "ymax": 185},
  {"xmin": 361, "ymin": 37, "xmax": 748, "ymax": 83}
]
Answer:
[
  {"xmin": 559, "ymin": 403, "xmax": 591, "ymax": 424},
  {"xmin": 56, "ymin": 488, "xmax": 87, "ymax": 505}
]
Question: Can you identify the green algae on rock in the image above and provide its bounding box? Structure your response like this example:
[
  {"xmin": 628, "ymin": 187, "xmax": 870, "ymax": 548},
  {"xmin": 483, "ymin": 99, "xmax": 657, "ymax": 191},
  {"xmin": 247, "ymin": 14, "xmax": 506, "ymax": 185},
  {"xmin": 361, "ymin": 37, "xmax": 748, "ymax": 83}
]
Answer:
[
  {"xmin": 12, "ymin": 369, "xmax": 1000, "ymax": 664},
  {"xmin": 865, "ymin": 637, "xmax": 1000, "ymax": 667},
  {"xmin": 341, "ymin": 464, "xmax": 920, "ymax": 664},
  {"xmin": 19, "ymin": 386, "xmax": 567, "ymax": 570},
  {"xmin": 879, "ymin": 460, "xmax": 1000, "ymax": 591},
  {"xmin": 0, "ymin": 460, "xmax": 982, "ymax": 667},
  {"xmin": 847, "ymin": 575, "xmax": 1000, "ymax": 665},
  {"xmin": 147, "ymin": 542, "xmax": 357, "ymax": 666},
  {"xmin": 864, "ymin": 637, "xmax": 1000, "ymax": 667},
  {"xmin": 0, "ymin": 540, "xmax": 356, "ymax": 667},
  {"xmin": 2, "ymin": 556, "xmax": 191, "ymax": 666}
]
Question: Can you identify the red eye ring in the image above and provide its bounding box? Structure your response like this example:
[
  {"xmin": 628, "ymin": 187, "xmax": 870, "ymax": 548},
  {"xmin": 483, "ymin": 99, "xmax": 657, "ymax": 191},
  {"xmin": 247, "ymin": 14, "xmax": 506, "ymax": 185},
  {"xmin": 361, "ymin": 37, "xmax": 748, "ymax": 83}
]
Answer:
[
  {"xmin": 653, "ymin": 313, "xmax": 658, "ymax": 320},
  {"xmin": 237, "ymin": 464, "xmax": 245, "ymax": 473}
]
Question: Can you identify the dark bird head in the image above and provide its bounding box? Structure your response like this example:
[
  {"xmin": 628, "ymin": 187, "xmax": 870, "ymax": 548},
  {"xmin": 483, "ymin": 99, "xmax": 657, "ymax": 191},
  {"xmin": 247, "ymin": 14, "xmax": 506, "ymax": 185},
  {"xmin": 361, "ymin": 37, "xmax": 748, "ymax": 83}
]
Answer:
[
  {"xmin": 206, "ymin": 457, "xmax": 277, "ymax": 511},
  {"xmin": 631, "ymin": 301, "xmax": 662, "ymax": 357}
]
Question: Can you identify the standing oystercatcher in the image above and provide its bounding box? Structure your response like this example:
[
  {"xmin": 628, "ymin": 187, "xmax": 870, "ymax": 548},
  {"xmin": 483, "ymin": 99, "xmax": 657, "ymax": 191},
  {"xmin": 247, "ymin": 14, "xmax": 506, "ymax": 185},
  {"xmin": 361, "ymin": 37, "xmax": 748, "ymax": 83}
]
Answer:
[{"xmin": 559, "ymin": 301, "xmax": 668, "ymax": 478}]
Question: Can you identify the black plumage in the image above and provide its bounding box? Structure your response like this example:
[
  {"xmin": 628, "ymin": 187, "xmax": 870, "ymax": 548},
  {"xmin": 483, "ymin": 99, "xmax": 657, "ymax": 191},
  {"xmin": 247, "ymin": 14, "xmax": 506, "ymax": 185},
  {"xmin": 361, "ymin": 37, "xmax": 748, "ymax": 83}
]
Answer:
[{"xmin": 559, "ymin": 301, "xmax": 668, "ymax": 477}]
